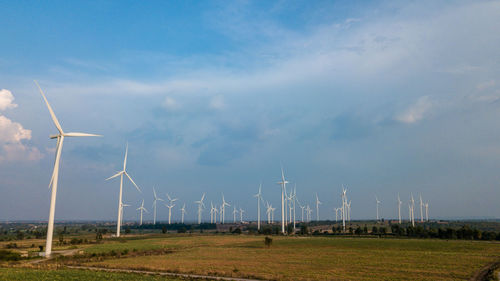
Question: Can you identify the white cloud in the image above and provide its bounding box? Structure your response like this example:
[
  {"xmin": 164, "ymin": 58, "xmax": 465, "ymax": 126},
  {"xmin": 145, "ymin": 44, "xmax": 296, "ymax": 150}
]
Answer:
[
  {"xmin": 162, "ymin": 96, "xmax": 180, "ymax": 111},
  {"xmin": 0, "ymin": 90, "xmax": 42, "ymax": 163},
  {"xmin": 395, "ymin": 96, "xmax": 433, "ymax": 124},
  {"xmin": 0, "ymin": 89, "xmax": 18, "ymax": 110},
  {"xmin": 209, "ymin": 95, "xmax": 225, "ymax": 110},
  {"xmin": 476, "ymin": 80, "xmax": 495, "ymax": 90}
]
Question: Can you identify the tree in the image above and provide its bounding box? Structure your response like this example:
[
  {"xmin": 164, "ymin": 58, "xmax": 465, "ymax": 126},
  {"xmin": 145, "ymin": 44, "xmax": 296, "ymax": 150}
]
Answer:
[{"xmin": 355, "ymin": 226, "xmax": 362, "ymax": 235}]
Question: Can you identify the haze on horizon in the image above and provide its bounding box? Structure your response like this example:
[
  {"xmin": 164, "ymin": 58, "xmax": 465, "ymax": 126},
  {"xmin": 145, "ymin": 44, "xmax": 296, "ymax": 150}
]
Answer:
[{"xmin": 0, "ymin": 0, "xmax": 499, "ymax": 222}]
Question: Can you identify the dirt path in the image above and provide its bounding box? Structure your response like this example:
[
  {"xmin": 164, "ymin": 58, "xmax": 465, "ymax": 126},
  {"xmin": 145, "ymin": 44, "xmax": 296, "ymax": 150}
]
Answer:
[
  {"xmin": 27, "ymin": 248, "xmax": 82, "ymax": 264},
  {"xmin": 469, "ymin": 259, "xmax": 500, "ymax": 281},
  {"xmin": 66, "ymin": 265, "xmax": 266, "ymax": 281}
]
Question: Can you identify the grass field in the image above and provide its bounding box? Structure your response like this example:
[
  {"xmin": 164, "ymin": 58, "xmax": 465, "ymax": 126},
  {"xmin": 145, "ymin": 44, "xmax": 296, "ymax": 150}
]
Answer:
[
  {"xmin": 77, "ymin": 235, "xmax": 500, "ymax": 280},
  {"xmin": 0, "ymin": 267, "xmax": 183, "ymax": 281}
]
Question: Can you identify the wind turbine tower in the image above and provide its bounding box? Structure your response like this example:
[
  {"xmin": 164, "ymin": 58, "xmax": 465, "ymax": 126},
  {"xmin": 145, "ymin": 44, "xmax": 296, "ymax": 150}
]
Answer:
[
  {"xmin": 152, "ymin": 187, "xmax": 164, "ymax": 224},
  {"xmin": 397, "ymin": 194, "xmax": 402, "ymax": 224},
  {"xmin": 277, "ymin": 166, "xmax": 289, "ymax": 234},
  {"xmin": 180, "ymin": 203, "xmax": 187, "ymax": 224},
  {"xmin": 107, "ymin": 143, "xmax": 142, "ymax": 238},
  {"xmin": 194, "ymin": 193, "xmax": 205, "ymax": 224},
  {"xmin": 136, "ymin": 199, "xmax": 148, "ymax": 225},
  {"xmin": 221, "ymin": 194, "xmax": 230, "ymax": 224},
  {"xmin": 254, "ymin": 184, "xmax": 264, "ymax": 230},
  {"xmin": 375, "ymin": 195, "xmax": 381, "ymax": 222},
  {"xmin": 315, "ymin": 193, "xmax": 322, "ymax": 221},
  {"xmin": 35, "ymin": 81, "xmax": 101, "ymax": 257}
]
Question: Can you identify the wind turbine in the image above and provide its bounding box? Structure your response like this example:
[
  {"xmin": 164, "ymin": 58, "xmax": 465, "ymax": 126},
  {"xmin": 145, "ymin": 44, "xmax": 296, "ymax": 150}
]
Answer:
[
  {"xmin": 210, "ymin": 202, "xmax": 215, "ymax": 224},
  {"xmin": 419, "ymin": 194, "xmax": 424, "ymax": 223},
  {"xmin": 166, "ymin": 193, "xmax": 178, "ymax": 224},
  {"xmin": 277, "ymin": 166, "xmax": 289, "ymax": 234},
  {"xmin": 410, "ymin": 194, "xmax": 415, "ymax": 227},
  {"xmin": 107, "ymin": 143, "xmax": 141, "ymax": 237},
  {"xmin": 239, "ymin": 208, "xmax": 245, "ymax": 223},
  {"xmin": 334, "ymin": 207, "xmax": 339, "ymax": 222},
  {"xmin": 233, "ymin": 206, "xmax": 238, "ymax": 223},
  {"xmin": 341, "ymin": 186, "xmax": 347, "ymax": 231},
  {"xmin": 136, "ymin": 199, "xmax": 148, "ymax": 225},
  {"xmin": 194, "ymin": 193, "xmax": 205, "ymax": 224},
  {"xmin": 271, "ymin": 206, "xmax": 276, "ymax": 223},
  {"xmin": 315, "ymin": 193, "xmax": 322, "ymax": 221},
  {"xmin": 397, "ymin": 194, "xmax": 402, "ymax": 224},
  {"xmin": 164, "ymin": 202, "xmax": 176, "ymax": 224},
  {"xmin": 221, "ymin": 194, "xmax": 230, "ymax": 224},
  {"xmin": 120, "ymin": 202, "xmax": 131, "ymax": 227},
  {"xmin": 346, "ymin": 200, "xmax": 351, "ymax": 222},
  {"xmin": 425, "ymin": 202, "xmax": 429, "ymax": 222},
  {"xmin": 375, "ymin": 195, "xmax": 381, "ymax": 222},
  {"xmin": 266, "ymin": 201, "xmax": 272, "ymax": 224},
  {"xmin": 152, "ymin": 187, "xmax": 164, "ymax": 224},
  {"xmin": 180, "ymin": 203, "xmax": 187, "ymax": 224},
  {"xmin": 35, "ymin": 81, "xmax": 101, "ymax": 257},
  {"xmin": 254, "ymin": 184, "xmax": 264, "ymax": 230}
]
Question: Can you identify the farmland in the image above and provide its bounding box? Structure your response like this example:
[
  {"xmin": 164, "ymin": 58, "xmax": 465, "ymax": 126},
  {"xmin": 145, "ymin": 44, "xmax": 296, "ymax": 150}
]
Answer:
[{"xmin": 1, "ymin": 234, "xmax": 487, "ymax": 280}]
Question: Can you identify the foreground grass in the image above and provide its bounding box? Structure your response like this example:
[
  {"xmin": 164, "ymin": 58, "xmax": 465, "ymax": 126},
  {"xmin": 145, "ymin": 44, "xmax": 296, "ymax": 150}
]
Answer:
[
  {"xmin": 0, "ymin": 267, "xmax": 185, "ymax": 281},
  {"xmin": 82, "ymin": 235, "xmax": 500, "ymax": 281}
]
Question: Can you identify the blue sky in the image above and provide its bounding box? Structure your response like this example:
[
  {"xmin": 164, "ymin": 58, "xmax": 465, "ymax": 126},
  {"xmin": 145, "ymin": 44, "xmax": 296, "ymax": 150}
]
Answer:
[{"xmin": 1, "ymin": 0, "xmax": 499, "ymax": 222}]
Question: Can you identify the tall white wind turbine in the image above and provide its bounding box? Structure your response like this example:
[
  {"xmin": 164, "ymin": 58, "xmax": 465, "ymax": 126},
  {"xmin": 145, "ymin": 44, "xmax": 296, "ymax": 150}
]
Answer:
[
  {"xmin": 166, "ymin": 193, "xmax": 178, "ymax": 224},
  {"xmin": 315, "ymin": 193, "xmax": 322, "ymax": 221},
  {"xmin": 375, "ymin": 195, "xmax": 381, "ymax": 222},
  {"xmin": 152, "ymin": 187, "xmax": 164, "ymax": 224},
  {"xmin": 397, "ymin": 194, "xmax": 402, "ymax": 224},
  {"xmin": 221, "ymin": 194, "xmax": 230, "ymax": 224},
  {"xmin": 277, "ymin": 166, "xmax": 289, "ymax": 234},
  {"xmin": 239, "ymin": 208, "xmax": 245, "ymax": 223},
  {"xmin": 419, "ymin": 194, "xmax": 424, "ymax": 223},
  {"xmin": 194, "ymin": 193, "xmax": 205, "ymax": 224},
  {"xmin": 254, "ymin": 184, "xmax": 264, "ymax": 230},
  {"xmin": 107, "ymin": 143, "xmax": 142, "ymax": 238},
  {"xmin": 35, "ymin": 81, "xmax": 101, "ymax": 257},
  {"xmin": 136, "ymin": 199, "xmax": 148, "ymax": 225},
  {"xmin": 165, "ymin": 202, "xmax": 176, "ymax": 224},
  {"xmin": 425, "ymin": 202, "xmax": 429, "ymax": 222},
  {"xmin": 180, "ymin": 203, "xmax": 187, "ymax": 224},
  {"xmin": 233, "ymin": 206, "xmax": 238, "ymax": 223}
]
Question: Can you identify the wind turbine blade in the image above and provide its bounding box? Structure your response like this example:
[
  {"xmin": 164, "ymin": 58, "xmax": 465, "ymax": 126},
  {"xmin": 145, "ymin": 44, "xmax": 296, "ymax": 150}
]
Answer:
[
  {"xmin": 64, "ymin": 132, "xmax": 102, "ymax": 137},
  {"xmin": 34, "ymin": 80, "xmax": 63, "ymax": 134},
  {"xmin": 124, "ymin": 172, "xmax": 141, "ymax": 192},
  {"xmin": 48, "ymin": 136, "xmax": 62, "ymax": 189},
  {"xmin": 123, "ymin": 143, "xmax": 128, "ymax": 170},
  {"xmin": 106, "ymin": 171, "xmax": 123, "ymax": 181}
]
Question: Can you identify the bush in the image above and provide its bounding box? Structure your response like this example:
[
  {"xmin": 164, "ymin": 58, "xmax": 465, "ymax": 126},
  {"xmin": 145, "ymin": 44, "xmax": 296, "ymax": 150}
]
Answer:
[
  {"xmin": 264, "ymin": 236, "xmax": 273, "ymax": 248},
  {"xmin": 0, "ymin": 250, "xmax": 21, "ymax": 261}
]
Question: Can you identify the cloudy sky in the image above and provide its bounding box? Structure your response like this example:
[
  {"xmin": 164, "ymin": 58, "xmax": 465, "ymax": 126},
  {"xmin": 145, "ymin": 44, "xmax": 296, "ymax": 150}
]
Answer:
[{"xmin": 1, "ymin": 0, "xmax": 499, "ymax": 222}]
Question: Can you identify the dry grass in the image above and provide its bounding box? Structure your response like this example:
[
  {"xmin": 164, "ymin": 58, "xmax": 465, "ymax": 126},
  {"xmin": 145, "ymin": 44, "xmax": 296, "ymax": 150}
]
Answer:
[{"xmin": 81, "ymin": 235, "xmax": 500, "ymax": 280}]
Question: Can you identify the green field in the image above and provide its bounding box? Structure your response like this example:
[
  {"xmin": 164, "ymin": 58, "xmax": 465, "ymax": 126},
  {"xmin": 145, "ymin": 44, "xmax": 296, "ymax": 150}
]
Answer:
[
  {"xmin": 2, "ymin": 234, "xmax": 499, "ymax": 280},
  {"xmin": 0, "ymin": 267, "xmax": 183, "ymax": 281},
  {"xmin": 76, "ymin": 235, "xmax": 500, "ymax": 280}
]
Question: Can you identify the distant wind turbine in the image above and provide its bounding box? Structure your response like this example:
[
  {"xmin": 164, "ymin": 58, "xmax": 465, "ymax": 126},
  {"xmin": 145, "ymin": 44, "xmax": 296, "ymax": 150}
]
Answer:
[
  {"xmin": 194, "ymin": 193, "xmax": 205, "ymax": 224},
  {"xmin": 106, "ymin": 143, "xmax": 141, "ymax": 237},
  {"xmin": 375, "ymin": 195, "xmax": 381, "ymax": 222},
  {"xmin": 315, "ymin": 193, "xmax": 322, "ymax": 221},
  {"xmin": 152, "ymin": 187, "xmax": 164, "ymax": 224},
  {"xmin": 136, "ymin": 199, "xmax": 148, "ymax": 225},
  {"xmin": 180, "ymin": 203, "xmax": 187, "ymax": 224},
  {"xmin": 277, "ymin": 165, "xmax": 289, "ymax": 234},
  {"xmin": 35, "ymin": 81, "xmax": 101, "ymax": 257},
  {"xmin": 254, "ymin": 184, "xmax": 264, "ymax": 230},
  {"xmin": 397, "ymin": 194, "xmax": 402, "ymax": 224},
  {"xmin": 166, "ymin": 193, "xmax": 178, "ymax": 224},
  {"xmin": 221, "ymin": 194, "xmax": 230, "ymax": 224}
]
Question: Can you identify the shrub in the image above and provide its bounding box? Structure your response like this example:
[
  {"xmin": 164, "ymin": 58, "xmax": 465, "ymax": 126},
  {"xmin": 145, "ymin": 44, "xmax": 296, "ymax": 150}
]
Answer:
[
  {"xmin": 264, "ymin": 236, "xmax": 273, "ymax": 248},
  {"xmin": 0, "ymin": 250, "xmax": 21, "ymax": 261}
]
